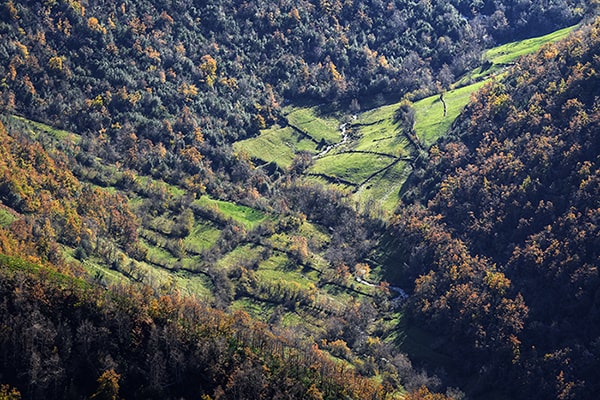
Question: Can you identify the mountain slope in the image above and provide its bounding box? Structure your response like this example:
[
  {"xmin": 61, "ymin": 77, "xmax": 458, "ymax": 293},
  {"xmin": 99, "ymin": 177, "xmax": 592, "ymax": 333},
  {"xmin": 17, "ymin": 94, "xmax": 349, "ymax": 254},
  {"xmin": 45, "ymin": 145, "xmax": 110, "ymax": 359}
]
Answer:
[{"xmin": 386, "ymin": 18, "xmax": 600, "ymax": 399}]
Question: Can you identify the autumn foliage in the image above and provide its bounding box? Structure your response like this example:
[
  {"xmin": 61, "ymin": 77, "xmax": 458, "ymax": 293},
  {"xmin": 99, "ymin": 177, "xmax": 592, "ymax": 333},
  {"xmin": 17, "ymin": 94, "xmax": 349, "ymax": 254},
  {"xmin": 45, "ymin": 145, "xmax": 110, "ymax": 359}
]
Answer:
[{"xmin": 391, "ymin": 19, "xmax": 600, "ymax": 399}]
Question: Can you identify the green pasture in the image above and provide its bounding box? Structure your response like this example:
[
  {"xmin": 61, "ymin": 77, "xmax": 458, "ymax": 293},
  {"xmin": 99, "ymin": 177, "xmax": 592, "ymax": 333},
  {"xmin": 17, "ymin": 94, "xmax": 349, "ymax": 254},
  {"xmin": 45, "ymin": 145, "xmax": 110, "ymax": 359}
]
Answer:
[
  {"xmin": 231, "ymin": 298, "xmax": 276, "ymax": 319},
  {"xmin": 234, "ymin": 125, "xmax": 317, "ymax": 168},
  {"xmin": 285, "ymin": 106, "xmax": 342, "ymax": 144},
  {"xmin": 183, "ymin": 222, "xmax": 221, "ymax": 253},
  {"xmin": 143, "ymin": 239, "xmax": 179, "ymax": 268},
  {"xmin": 485, "ymin": 24, "xmax": 576, "ymax": 66},
  {"xmin": 309, "ymin": 152, "xmax": 393, "ymax": 184},
  {"xmin": 353, "ymin": 160, "xmax": 411, "ymax": 213},
  {"xmin": 7, "ymin": 114, "xmax": 80, "ymax": 144},
  {"xmin": 298, "ymin": 221, "xmax": 330, "ymax": 248},
  {"xmin": 216, "ymin": 244, "xmax": 265, "ymax": 270},
  {"xmin": 352, "ymin": 123, "xmax": 409, "ymax": 155},
  {"xmin": 413, "ymin": 80, "xmax": 488, "ymax": 147},
  {"xmin": 0, "ymin": 208, "xmax": 17, "ymax": 227},
  {"xmin": 301, "ymin": 174, "xmax": 350, "ymax": 190},
  {"xmin": 136, "ymin": 175, "xmax": 187, "ymax": 197},
  {"xmin": 195, "ymin": 196, "xmax": 270, "ymax": 229},
  {"xmin": 458, "ymin": 24, "xmax": 577, "ymax": 85},
  {"xmin": 355, "ymin": 102, "xmax": 397, "ymax": 125},
  {"xmin": 256, "ymin": 252, "xmax": 315, "ymax": 290}
]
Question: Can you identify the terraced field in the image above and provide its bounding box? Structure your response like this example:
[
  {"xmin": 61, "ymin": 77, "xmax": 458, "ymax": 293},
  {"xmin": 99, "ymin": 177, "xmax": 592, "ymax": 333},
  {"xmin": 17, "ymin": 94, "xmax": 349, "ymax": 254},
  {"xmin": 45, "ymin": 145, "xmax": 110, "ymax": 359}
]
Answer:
[
  {"xmin": 5, "ymin": 21, "xmax": 577, "ymax": 355},
  {"xmin": 235, "ymin": 24, "xmax": 579, "ymax": 213},
  {"xmin": 194, "ymin": 195, "xmax": 271, "ymax": 229},
  {"xmin": 413, "ymin": 80, "xmax": 488, "ymax": 147},
  {"xmin": 234, "ymin": 125, "xmax": 317, "ymax": 168}
]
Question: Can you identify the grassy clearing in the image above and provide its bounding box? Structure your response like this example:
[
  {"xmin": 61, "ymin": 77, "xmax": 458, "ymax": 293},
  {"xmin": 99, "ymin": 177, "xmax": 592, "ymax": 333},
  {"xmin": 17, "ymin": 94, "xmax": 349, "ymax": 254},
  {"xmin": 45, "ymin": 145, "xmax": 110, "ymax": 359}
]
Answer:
[
  {"xmin": 216, "ymin": 244, "xmax": 265, "ymax": 270},
  {"xmin": 184, "ymin": 222, "xmax": 221, "ymax": 253},
  {"xmin": 485, "ymin": 24, "xmax": 576, "ymax": 65},
  {"xmin": 286, "ymin": 107, "xmax": 342, "ymax": 144},
  {"xmin": 7, "ymin": 114, "xmax": 81, "ymax": 144},
  {"xmin": 136, "ymin": 175, "xmax": 186, "ymax": 197},
  {"xmin": 0, "ymin": 208, "xmax": 17, "ymax": 227},
  {"xmin": 458, "ymin": 24, "xmax": 577, "ymax": 85},
  {"xmin": 353, "ymin": 127, "xmax": 409, "ymax": 156},
  {"xmin": 301, "ymin": 174, "xmax": 352, "ymax": 191},
  {"xmin": 413, "ymin": 80, "xmax": 488, "ymax": 147},
  {"xmin": 195, "ymin": 196, "xmax": 270, "ymax": 229},
  {"xmin": 231, "ymin": 298, "xmax": 276, "ymax": 319},
  {"xmin": 69, "ymin": 254, "xmax": 129, "ymax": 286},
  {"xmin": 169, "ymin": 269, "xmax": 213, "ymax": 298},
  {"xmin": 354, "ymin": 160, "xmax": 411, "ymax": 213},
  {"xmin": 234, "ymin": 106, "xmax": 344, "ymax": 169},
  {"xmin": 234, "ymin": 125, "xmax": 317, "ymax": 168},
  {"xmin": 355, "ymin": 103, "xmax": 397, "ymax": 125},
  {"xmin": 143, "ymin": 239, "xmax": 179, "ymax": 268},
  {"xmin": 256, "ymin": 252, "xmax": 315, "ymax": 290},
  {"xmin": 298, "ymin": 221, "xmax": 330, "ymax": 248},
  {"xmin": 309, "ymin": 152, "xmax": 393, "ymax": 184}
]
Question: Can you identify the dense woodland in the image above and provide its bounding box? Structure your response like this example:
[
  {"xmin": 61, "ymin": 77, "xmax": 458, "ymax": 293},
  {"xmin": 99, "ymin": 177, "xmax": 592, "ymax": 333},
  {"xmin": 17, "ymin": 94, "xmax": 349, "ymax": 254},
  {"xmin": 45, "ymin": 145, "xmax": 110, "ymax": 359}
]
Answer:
[
  {"xmin": 392, "ymin": 19, "xmax": 600, "ymax": 399},
  {"xmin": 0, "ymin": 0, "xmax": 597, "ymax": 399},
  {"xmin": 0, "ymin": 0, "xmax": 587, "ymax": 193}
]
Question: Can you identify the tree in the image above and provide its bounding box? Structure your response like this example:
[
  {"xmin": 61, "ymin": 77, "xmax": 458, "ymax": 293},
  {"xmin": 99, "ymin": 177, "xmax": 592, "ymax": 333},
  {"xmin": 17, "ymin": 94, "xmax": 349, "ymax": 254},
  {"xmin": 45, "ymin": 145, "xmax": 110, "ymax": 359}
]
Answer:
[
  {"xmin": 0, "ymin": 385, "xmax": 21, "ymax": 400},
  {"xmin": 89, "ymin": 369, "xmax": 120, "ymax": 400},
  {"xmin": 405, "ymin": 386, "xmax": 453, "ymax": 400},
  {"xmin": 394, "ymin": 99, "xmax": 416, "ymax": 135}
]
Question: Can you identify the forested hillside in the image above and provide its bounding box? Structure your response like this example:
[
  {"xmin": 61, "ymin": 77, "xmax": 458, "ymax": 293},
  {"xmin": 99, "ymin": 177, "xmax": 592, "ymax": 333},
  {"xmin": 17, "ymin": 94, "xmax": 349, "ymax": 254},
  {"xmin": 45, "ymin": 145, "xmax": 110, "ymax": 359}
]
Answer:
[
  {"xmin": 387, "ymin": 19, "xmax": 600, "ymax": 399},
  {"xmin": 0, "ymin": 0, "xmax": 596, "ymax": 399},
  {"xmin": 0, "ymin": 0, "xmax": 587, "ymax": 194}
]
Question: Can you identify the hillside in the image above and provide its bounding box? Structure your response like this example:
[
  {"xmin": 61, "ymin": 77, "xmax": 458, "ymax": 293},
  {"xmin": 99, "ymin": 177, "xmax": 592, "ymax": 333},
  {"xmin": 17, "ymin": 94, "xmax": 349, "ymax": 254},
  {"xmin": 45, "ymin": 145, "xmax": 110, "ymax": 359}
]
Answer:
[
  {"xmin": 0, "ymin": 115, "xmax": 415, "ymax": 399},
  {"xmin": 0, "ymin": 0, "xmax": 596, "ymax": 399},
  {"xmin": 384, "ymin": 18, "xmax": 600, "ymax": 399},
  {"xmin": 236, "ymin": 25, "xmax": 576, "ymax": 213}
]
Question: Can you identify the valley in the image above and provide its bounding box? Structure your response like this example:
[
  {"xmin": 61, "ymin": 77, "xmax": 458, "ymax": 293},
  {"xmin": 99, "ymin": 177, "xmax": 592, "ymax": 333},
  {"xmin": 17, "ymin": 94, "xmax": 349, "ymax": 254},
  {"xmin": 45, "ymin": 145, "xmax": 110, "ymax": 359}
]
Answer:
[
  {"xmin": 236, "ymin": 24, "xmax": 576, "ymax": 212},
  {"xmin": 0, "ymin": 0, "xmax": 595, "ymax": 398}
]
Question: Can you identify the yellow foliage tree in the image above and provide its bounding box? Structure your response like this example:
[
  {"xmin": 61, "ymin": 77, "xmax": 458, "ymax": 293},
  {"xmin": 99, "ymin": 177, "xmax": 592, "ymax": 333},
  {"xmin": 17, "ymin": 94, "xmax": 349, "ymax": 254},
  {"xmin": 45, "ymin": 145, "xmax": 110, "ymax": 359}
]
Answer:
[
  {"xmin": 48, "ymin": 56, "xmax": 63, "ymax": 71},
  {"xmin": 199, "ymin": 55, "xmax": 217, "ymax": 87},
  {"xmin": 90, "ymin": 369, "xmax": 120, "ymax": 400}
]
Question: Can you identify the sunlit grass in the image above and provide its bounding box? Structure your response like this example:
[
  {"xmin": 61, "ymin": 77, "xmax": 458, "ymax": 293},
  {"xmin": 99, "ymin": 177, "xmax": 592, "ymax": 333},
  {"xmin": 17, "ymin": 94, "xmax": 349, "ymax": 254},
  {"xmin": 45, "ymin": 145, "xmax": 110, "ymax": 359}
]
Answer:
[
  {"xmin": 184, "ymin": 222, "xmax": 221, "ymax": 253},
  {"xmin": 234, "ymin": 125, "xmax": 317, "ymax": 168},
  {"xmin": 8, "ymin": 114, "xmax": 81, "ymax": 144},
  {"xmin": 353, "ymin": 160, "xmax": 411, "ymax": 213},
  {"xmin": 0, "ymin": 208, "xmax": 17, "ymax": 227},
  {"xmin": 457, "ymin": 24, "xmax": 577, "ymax": 85},
  {"xmin": 195, "ymin": 196, "xmax": 270, "ymax": 229},
  {"xmin": 309, "ymin": 152, "xmax": 393, "ymax": 184},
  {"xmin": 413, "ymin": 80, "xmax": 488, "ymax": 147},
  {"xmin": 286, "ymin": 106, "xmax": 342, "ymax": 144}
]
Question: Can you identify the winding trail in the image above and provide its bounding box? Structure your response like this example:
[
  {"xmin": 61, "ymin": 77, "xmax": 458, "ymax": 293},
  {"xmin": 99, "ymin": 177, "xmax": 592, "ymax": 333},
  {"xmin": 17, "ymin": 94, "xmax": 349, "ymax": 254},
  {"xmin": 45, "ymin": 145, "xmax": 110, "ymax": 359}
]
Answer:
[{"xmin": 355, "ymin": 275, "xmax": 408, "ymax": 305}]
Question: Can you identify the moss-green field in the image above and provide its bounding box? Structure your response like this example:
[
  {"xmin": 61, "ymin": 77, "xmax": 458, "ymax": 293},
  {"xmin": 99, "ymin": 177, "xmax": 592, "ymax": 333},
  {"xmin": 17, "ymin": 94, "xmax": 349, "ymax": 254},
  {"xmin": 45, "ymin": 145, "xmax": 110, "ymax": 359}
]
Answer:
[
  {"xmin": 7, "ymin": 114, "xmax": 81, "ymax": 144},
  {"xmin": 309, "ymin": 152, "xmax": 394, "ymax": 185},
  {"xmin": 286, "ymin": 106, "xmax": 342, "ymax": 144},
  {"xmin": 234, "ymin": 125, "xmax": 317, "ymax": 168},
  {"xmin": 457, "ymin": 24, "xmax": 577, "ymax": 85},
  {"xmin": 194, "ymin": 196, "xmax": 271, "ymax": 229},
  {"xmin": 413, "ymin": 80, "xmax": 488, "ymax": 147},
  {"xmin": 0, "ymin": 208, "xmax": 17, "ymax": 227},
  {"xmin": 486, "ymin": 24, "xmax": 576, "ymax": 65},
  {"xmin": 184, "ymin": 222, "xmax": 221, "ymax": 253}
]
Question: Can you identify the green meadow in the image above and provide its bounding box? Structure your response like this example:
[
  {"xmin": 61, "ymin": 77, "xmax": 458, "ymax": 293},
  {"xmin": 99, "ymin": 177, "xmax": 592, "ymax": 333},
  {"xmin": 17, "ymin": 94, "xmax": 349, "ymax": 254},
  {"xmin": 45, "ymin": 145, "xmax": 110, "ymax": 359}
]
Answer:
[
  {"xmin": 0, "ymin": 208, "xmax": 17, "ymax": 227},
  {"xmin": 194, "ymin": 196, "xmax": 270, "ymax": 229},
  {"xmin": 413, "ymin": 80, "xmax": 488, "ymax": 147},
  {"xmin": 309, "ymin": 152, "xmax": 393, "ymax": 185},
  {"xmin": 286, "ymin": 106, "xmax": 342, "ymax": 144},
  {"xmin": 234, "ymin": 125, "xmax": 317, "ymax": 169},
  {"xmin": 458, "ymin": 24, "xmax": 577, "ymax": 85}
]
